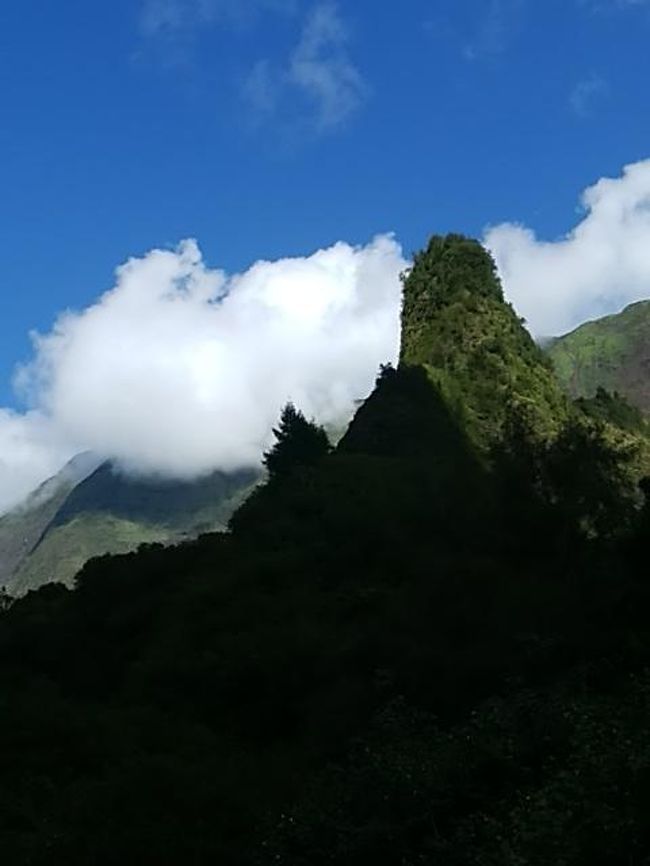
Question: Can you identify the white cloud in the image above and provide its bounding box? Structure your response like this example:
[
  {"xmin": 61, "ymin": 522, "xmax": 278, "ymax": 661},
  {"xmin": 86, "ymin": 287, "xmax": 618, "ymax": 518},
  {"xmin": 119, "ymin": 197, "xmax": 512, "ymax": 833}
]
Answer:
[
  {"xmin": 289, "ymin": 3, "xmax": 366, "ymax": 130},
  {"xmin": 0, "ymin": 235, "xmax": 404, "ymax": 513},
  {"xmin": 485, "ymin": 158, "xmax": 650, "ymax": 337},
  {"xmin": 243, "ymin": 2, "xmax": 367, "ymax": 133},
  {"xmin": 140, "ymin": 1, "xmax": 365, "ymax": 133}
]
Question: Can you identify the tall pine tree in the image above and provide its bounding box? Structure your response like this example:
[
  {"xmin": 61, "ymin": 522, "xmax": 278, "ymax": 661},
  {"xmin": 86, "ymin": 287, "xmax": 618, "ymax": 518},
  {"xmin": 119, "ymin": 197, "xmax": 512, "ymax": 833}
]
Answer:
[{"xmin": 263, "ymin": 403, "xmax": 330, "ymax": 480}]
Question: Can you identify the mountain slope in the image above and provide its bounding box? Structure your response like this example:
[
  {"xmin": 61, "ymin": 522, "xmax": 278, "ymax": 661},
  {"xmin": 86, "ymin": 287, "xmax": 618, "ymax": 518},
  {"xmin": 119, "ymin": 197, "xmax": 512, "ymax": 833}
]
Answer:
[
  {"xmin": 0, "ymin": 452, "xmax": 101, "ymax": 591},
  {"xmin": 547, "ymin": 299, "xmax": 650, "ymax": 412},
  {"xmin": 2, "ymin": 460, "xmax": 260, "ymax": 595},
  {"xmin": 8, "ymin": 514, "xmax": 170, "ymax": 596}
]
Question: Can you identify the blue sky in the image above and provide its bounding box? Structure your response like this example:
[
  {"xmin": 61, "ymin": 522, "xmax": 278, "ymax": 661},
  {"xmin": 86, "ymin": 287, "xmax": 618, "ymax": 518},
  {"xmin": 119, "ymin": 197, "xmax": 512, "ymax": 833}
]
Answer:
[{"xmin": 1, "ymin": 0, "xmax": 650, "ymax": 506}]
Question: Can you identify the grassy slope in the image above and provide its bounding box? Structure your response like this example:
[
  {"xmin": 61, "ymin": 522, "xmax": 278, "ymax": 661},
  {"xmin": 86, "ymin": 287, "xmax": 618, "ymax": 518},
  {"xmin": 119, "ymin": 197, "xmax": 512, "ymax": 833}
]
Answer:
[
  {"xmin": 0, "ymin": 491, "xmax": 73, "ymax": 588},
  {"xmin": 548, "ymin": 300, "xmax": 650, "ymax": 411},
  {"xmin": 9, "ymin": 514, "xmax": 171, "ymax": 593},
  {"xmin": 8, "ymin": 468, "xmax": 261, "ymax": 595},
  {"xmin": 0, "ymin": 454, "xmax": 100, "ymax": 589}
]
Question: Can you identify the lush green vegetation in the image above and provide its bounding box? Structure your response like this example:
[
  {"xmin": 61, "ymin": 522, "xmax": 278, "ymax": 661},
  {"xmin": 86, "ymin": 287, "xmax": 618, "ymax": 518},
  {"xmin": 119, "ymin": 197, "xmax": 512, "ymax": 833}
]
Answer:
[
  {"xmin": 401, "ymin": 234, "xmax": 568, "ymax": 446},
  {"xmin": 1, "ymin": 235, "xmax": 650, "ymax": 864},
  {"xmin": 576, "ymin": 386, "xmax": 648, "ymax": 434},
  {"xmin": 548, "ymin": 298, "xmax": 650, "ymax": 413}
]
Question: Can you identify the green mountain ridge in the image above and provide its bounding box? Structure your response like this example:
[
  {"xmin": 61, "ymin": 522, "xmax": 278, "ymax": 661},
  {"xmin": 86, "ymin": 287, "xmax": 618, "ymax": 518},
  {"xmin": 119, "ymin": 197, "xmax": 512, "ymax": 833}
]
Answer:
[
  {"xmin": 548, "ymin": 299, "xmax": 650, "ymax": 412},
  {"xmin": 1, "ymin": 459, "xmax": 260, "ymax": 595}
]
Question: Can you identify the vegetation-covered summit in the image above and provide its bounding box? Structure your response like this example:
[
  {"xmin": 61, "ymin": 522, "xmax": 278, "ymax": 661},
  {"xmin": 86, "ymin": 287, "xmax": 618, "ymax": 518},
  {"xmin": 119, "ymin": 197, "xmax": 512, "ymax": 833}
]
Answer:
[{"xmin": 401, "ymin": 234, "xmax": 567, "ymax": 445}]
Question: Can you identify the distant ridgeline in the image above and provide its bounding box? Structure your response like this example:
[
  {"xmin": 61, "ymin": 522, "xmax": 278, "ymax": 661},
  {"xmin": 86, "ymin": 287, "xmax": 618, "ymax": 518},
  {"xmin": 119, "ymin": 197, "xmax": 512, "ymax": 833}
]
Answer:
[
  {"xmin": 0, "ymin": 458, "xmax": 259, "ymax": 596},
  {"xmin": 547, "ymin": 299, "xmax": 650, "ymax": 417},
  {"xmin": 4, "ymin": 236, "xmax": 650, "ymax": 863}
]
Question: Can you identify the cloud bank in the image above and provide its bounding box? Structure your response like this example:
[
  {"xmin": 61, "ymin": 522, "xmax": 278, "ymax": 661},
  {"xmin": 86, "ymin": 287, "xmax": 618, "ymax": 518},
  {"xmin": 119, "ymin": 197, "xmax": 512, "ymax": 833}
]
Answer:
[
  {"xmin": 485, "ymin": 158, "xmax": 650, "ymax": 337},
  {"xmin": 0, "ymin": 235, "xmax": 405, "ymax": 514}
]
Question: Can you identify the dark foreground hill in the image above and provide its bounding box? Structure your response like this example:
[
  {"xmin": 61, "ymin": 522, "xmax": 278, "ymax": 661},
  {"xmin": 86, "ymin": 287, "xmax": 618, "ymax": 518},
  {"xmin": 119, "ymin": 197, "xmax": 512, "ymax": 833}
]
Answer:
[
  {"xmin": 0, "ymin": 459, "xmax": 259, "ymax": 595},
  {"xmin": 1, "ymin": 236, "xmax": 650, "ymax": 865}
]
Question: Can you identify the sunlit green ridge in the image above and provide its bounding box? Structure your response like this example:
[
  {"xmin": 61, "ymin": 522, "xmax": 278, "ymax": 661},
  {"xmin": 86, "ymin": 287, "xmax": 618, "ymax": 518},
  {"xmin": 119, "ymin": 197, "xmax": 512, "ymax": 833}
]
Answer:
[{"xmin": 548, "ymin": 299, "xmax": 650, "ymax": 413}]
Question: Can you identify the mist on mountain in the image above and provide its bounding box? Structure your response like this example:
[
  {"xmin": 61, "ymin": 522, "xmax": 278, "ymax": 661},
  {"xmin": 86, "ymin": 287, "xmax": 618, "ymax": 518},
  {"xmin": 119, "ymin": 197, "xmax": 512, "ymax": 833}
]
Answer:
[{"xmin": 0, "ymin": 235, "xmax": 406, "ymax": 514}]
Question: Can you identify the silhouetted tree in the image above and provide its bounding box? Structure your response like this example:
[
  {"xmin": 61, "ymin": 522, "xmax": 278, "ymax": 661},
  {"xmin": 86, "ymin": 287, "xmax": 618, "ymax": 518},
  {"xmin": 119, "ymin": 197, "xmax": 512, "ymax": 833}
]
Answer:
[{"xmin": 263, "ymin": 403, "xmax": 330, "ymax": 481}]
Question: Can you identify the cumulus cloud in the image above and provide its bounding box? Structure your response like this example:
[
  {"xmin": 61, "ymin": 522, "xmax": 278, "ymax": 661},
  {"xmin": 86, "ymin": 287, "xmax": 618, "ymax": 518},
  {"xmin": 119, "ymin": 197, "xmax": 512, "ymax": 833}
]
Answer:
[
  {"xmin": 244, "ymin": 2, "xmax": 367, "ymax": 133},
  {"xmin": 485, "ymin": 159, "xmax": 650, "ymax": 338},
  {"xmin": 0, "ymin": 235, "xmax": 404, "ymax": 513}
]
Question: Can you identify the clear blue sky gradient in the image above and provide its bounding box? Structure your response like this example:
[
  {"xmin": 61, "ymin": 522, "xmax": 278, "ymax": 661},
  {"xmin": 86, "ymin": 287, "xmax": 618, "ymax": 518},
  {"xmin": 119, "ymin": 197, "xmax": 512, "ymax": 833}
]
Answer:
[{"xmin": 1, "ymin": 0, "xmax": 649, "ymax": 404}]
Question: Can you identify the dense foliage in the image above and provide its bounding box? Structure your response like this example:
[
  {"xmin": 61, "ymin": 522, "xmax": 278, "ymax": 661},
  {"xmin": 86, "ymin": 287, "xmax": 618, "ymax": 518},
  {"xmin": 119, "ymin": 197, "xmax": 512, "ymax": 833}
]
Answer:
[{"xmin": 1, "ymin": 235, "xmax": 650, "ymax": 864}]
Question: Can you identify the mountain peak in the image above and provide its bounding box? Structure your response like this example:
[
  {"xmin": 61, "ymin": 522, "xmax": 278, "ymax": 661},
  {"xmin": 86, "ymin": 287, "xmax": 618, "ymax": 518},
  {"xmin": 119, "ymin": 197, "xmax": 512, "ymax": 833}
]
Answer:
[{"xmin": 399, "ymin": 234, "xmax": 567, "ymax": 446}]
